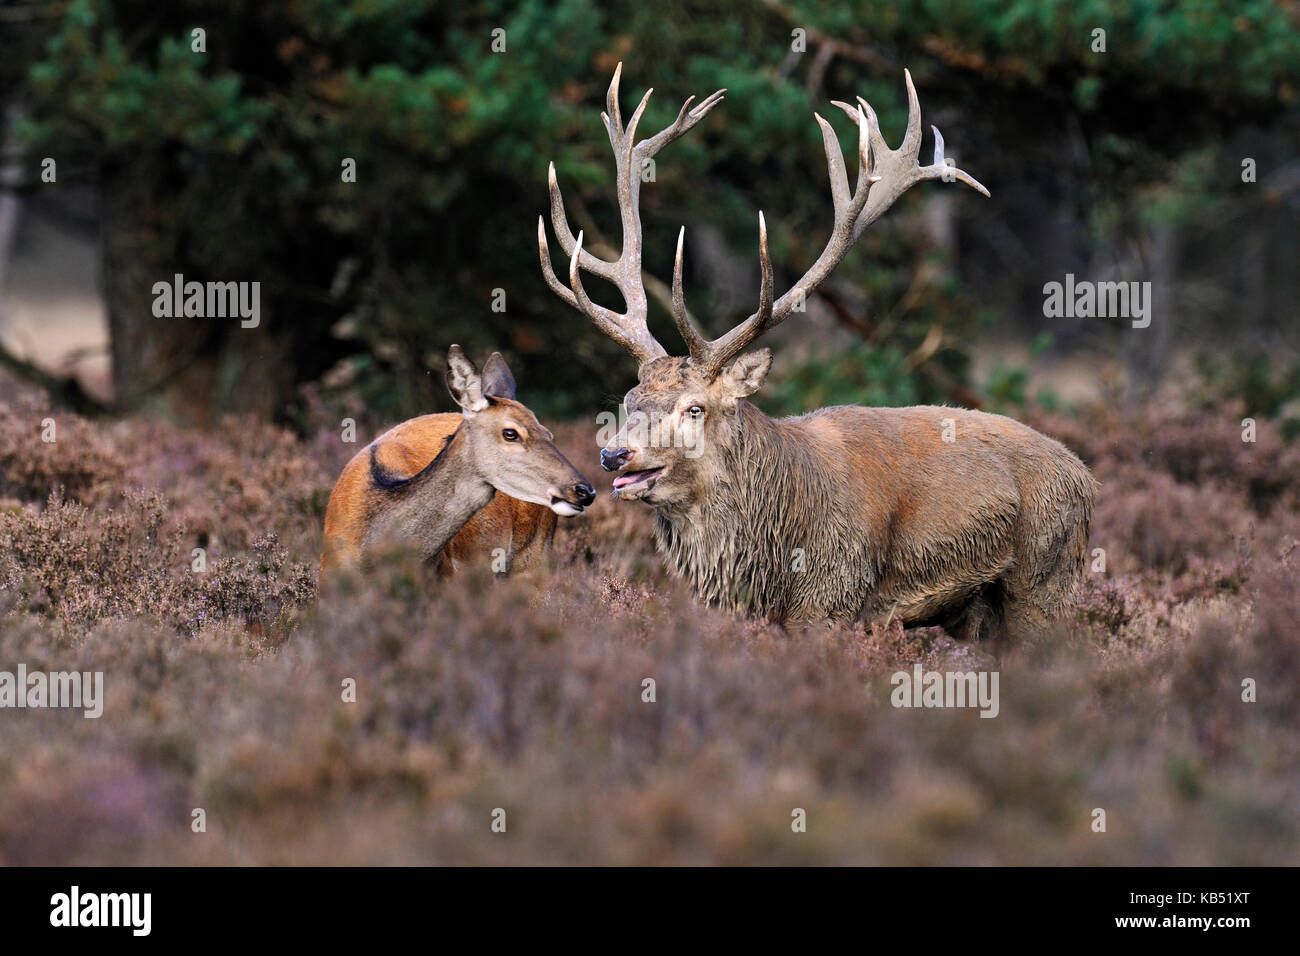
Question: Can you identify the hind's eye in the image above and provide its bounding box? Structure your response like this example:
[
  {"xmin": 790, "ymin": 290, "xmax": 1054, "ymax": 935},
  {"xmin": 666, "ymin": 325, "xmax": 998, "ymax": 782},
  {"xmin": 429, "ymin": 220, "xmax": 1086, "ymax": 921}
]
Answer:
[
  {"xmin": 502, "ymin": 428, "xmax": 519, "ymax": 442},
  {"xmin": 687, "ymin": 405, "xmax": 704, "ymax": 418}
]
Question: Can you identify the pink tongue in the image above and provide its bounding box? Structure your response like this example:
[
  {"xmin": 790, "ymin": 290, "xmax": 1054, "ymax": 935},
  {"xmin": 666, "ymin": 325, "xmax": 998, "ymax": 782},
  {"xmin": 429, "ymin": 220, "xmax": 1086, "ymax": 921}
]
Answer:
[{"xmin": 614, "ymin": 470, "xmax": 654, "ymax": 489}]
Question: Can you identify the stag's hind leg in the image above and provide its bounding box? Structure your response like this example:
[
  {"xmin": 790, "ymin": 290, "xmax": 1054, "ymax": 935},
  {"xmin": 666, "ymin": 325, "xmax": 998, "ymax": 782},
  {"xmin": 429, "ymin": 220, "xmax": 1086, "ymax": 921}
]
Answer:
[
  {"xmin": 944, "ymin": 581, "xmax": 1008, "ymax": 642},
  {"xmin": 877, "ymin": 577, "xmax": 1007, "ymax": 642},
  {"xmin": 999, "ymin": 564, "xmax": 1075, "ymax": 642},
  {"xmin": 1000, "ymin": 486, "xmax": 1094, "ymax": 640}
]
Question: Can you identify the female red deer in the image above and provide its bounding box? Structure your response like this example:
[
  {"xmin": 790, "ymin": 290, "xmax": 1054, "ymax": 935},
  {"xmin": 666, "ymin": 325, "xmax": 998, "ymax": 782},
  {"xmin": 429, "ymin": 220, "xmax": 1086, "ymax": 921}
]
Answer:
[
  {"xmin": 538, "ymin": 65, "xmax": 1095, "ymax": 639},
  {"xmin": 320, "ymin": 346, "xmax": 594, "ymax": 578}
]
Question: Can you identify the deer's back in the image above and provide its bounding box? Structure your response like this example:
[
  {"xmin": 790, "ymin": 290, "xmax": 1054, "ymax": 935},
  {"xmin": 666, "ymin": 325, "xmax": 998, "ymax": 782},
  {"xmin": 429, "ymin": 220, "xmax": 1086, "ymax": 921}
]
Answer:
[
  {"xmin": 320, "ymin": 413, "xmax": 556, "ymax": 575},
  {"xmin": 792, "ymin": 403, "xmax": 1090, "ymax": 494},
  {"xmin": 768, "ymin": 403, "xmax": 1095, "ymax": 621}
]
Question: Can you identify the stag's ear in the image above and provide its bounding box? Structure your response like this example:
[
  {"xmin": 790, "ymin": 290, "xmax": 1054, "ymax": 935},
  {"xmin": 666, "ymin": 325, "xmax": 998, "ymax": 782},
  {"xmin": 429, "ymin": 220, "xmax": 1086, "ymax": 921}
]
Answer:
[
  {"xmin": 720, "ymin": 349, "xmax": 772, "ymax": 398},
  {"xmin": 446, "ymin": 345, "xmax": 488, "ymax": 414},
  {"xmin": 480, "ymin": 352, "xmax": 517, "ymax": 400}
]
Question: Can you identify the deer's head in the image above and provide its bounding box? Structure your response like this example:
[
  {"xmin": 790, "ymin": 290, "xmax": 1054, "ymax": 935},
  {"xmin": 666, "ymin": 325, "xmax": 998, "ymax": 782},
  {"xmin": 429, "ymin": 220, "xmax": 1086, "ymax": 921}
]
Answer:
[
  {"xmin": 538, "ymin": 64, "xmax": 987, "ymax": 512},
  {"xmin": 594, "ymin": 352, "xmax": 770, "ymax": 508},
  {"xmin": 445, "ymin": 346, "xmax": 595, "ymax": 515}
]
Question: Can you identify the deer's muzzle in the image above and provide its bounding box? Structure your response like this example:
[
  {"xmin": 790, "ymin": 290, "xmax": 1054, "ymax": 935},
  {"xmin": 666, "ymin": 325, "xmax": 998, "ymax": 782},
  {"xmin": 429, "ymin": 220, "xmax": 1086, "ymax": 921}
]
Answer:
[{"xmin": 601, "ymin": 447, "xmax": 633, "ymax": 472}]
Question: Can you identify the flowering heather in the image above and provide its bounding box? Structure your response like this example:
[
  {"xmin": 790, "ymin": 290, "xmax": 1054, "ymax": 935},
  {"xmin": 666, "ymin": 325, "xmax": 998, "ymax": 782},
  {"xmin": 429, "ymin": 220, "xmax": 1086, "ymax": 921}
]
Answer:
[{"xmin": 0, "ymin": 370, "xmax": 1296, "ymax": 864}]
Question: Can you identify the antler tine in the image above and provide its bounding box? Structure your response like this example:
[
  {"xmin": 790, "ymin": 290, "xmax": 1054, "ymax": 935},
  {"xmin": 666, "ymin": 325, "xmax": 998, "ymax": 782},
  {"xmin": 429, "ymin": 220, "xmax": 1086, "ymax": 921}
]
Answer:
[
  {"xmin": 689, "ymin": 103, "xmax": 870, "ymax": 373},
  {"xmin": 539, "ymin": 63, "xmax": 725, "ymax": 367},
  {"xmin": 755, "ymin": 211, "xmax": 774, "ymax": 331},
  {"xmin": 815, "ymin": 113, "xmax": 852, "ymax": 213},
  {"xmin": 546, "ymin": 162, "xmax": 618, "ymax": 280},
  {"xmin": 832, "ymin": 96, "xmax": 886, "ymax": 172},
  {"xmin": 901, "ymin": 67, "xmax": 923, "ymax": 155},
  {"xmin": 538, "ymin": 216, "xmax": 578, "ymax": 307},
  {"xmin": 687, "ymin": 71, "xmax": 986, "ymax": 374},
  {"xmin": 671, "ymin": 227, "xmax": 710, "ymax": 360},
  {"xmin": 844, "ymin": 74, "xmax": 989, "ymax": 239},
  {"xmin": 567, "ymin": 231, "xmax": 601, "ymax": 317},
  {"xmin": 673, "ymin": 213, "xmax": 774, "ymax": 368},
  {"xmin": 565, "ymin": 231, "xmax": 656, "ymax": 360},
  {"xmin": 605, "ymin": 62, "xmax": 623, "ymax": 136},
  {"xmin": 640, "ymin": 87, "xmax": 726, "ymax": 159},
  {"xmin": 926, "ymin": 123, "xmax": 989, "ymax": 200},
  {"xmin": 623, "ymin": 87, "xmax": 654, "ymax": 158}
]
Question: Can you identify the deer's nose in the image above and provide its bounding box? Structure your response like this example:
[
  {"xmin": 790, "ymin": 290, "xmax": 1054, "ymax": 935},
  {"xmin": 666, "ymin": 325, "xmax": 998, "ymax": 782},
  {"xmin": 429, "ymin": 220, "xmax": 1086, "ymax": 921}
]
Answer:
[
  {"xmin": 601, "ymin": 447, "xmax": 632, "ymax": 472},
  {"xmin": 574, "ymin": 481, "xmax": 596, "ymax": 506}
]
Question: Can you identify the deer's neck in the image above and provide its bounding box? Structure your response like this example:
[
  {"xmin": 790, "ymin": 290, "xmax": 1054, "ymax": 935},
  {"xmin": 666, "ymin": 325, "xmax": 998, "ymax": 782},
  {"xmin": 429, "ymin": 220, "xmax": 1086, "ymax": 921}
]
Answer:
[
  {"xmin": 363, "ymin": 425, "xmax": 495, "ymax": 562},
  {"xmin": 653, "ymin": 401, "xmax": 825, "ymax": 619}
]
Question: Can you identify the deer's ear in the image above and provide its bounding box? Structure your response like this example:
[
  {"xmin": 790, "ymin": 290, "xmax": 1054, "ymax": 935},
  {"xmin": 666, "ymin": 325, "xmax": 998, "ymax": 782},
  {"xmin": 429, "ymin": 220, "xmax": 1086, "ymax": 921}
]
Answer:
[
  {"xmin": 480, "ymin": 352, "xmax": 517, "ymax": 400},
  {"xmin": 446, "ymin": 345, "xmax": 488, "ymax": 414},
  {"xmin": 720, "ymin": 349, "xmax": 772, "ymax": 398}
]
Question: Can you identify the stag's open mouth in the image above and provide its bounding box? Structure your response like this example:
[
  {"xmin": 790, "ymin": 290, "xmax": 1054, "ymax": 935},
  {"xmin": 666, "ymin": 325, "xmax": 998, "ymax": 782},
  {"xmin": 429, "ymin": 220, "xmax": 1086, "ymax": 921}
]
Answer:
[
  {"xmin": 612, "ymin": 467, "xmax": 664, "ymax": 496},
  {"xmin": 549, "ymin": 498, "xmax": 585, "ymax": 516}
]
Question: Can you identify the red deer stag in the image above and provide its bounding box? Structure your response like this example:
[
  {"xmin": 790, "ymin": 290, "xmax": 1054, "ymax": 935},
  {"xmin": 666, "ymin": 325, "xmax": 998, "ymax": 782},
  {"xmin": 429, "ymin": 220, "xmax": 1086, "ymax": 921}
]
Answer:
[
  {"xmin": 321, "ymin": 346, "xmax": 594, "ymax": 578},
  {"xmin": 538, "ymin": 65, "xmax": 1095, "ymax": 638}
]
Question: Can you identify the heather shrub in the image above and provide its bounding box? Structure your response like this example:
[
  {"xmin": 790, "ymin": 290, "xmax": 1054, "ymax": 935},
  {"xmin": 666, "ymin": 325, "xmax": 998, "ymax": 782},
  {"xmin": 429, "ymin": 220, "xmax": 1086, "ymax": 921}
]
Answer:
[
  {"xmin": 118, "ymin": 413, "xmax": 335, "ymax": 557},
  {"xmin": 1033, "ymin": 399, "xmax": 1300, "ymax": 511},
  {"xmin": 0, "ymin": 392, "xmax": 124, "ymax": 506},
  {"xmin": 0, "ymin": 490, "xmax": 314, "ymax": 636},
  {"xmin": 1091, "ymin": 465, "xmax": 1254, "ymax": 575},
  {"xmin": 0, "ymin": 370, "xmax": 1297, "ymax": 864}
]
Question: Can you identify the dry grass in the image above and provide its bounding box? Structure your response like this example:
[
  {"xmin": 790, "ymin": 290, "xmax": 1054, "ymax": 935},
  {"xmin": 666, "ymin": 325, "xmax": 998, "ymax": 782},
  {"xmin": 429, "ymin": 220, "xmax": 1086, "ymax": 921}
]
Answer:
[{"xmin": 0, "ymin": 370, "xmax": 1297, "ymax": 864}]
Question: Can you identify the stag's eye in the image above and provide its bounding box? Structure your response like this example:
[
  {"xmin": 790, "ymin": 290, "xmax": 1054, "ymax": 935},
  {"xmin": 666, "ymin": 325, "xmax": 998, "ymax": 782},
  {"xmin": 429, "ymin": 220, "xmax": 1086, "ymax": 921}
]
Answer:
[
  {"xmin": 502, "ymin": 428, "xmax": 520, "ymax": 442},
  {"xmin": 687, "ymin": 405, "xmax": 705, "ymax": 419}
]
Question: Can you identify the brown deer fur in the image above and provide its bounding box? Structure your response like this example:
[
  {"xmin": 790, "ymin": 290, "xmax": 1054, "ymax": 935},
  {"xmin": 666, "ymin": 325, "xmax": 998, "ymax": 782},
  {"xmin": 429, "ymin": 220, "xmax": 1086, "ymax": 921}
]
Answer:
[
  {"xmin": 320, "ymin": 413, "xmax": 558, "ymax": 576},
  {"xmin": 320, "ymin": 348, "xmax": 592, "ymax": 580},
  {"xmin": 629, "ymin": 359, "xmax": 1095, "ymax": 633},
  {"xmin": 540, "ymin": 66, "xmax": 1096, "ymax": 638}
]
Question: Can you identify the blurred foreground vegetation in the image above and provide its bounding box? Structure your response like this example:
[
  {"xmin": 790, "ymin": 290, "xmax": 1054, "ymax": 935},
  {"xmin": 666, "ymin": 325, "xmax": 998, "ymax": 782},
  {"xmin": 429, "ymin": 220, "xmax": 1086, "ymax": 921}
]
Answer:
[{"xmin": 1, "ymin": 361, "xmax": 1298, "ymax": 863}]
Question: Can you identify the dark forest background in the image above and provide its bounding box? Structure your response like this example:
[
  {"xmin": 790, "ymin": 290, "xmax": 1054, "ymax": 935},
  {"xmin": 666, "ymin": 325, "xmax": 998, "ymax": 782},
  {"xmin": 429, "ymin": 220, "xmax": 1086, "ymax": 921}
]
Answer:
[{"xmin": 1, "ymin": 0, "xmax": 1298, "ymax": 427}]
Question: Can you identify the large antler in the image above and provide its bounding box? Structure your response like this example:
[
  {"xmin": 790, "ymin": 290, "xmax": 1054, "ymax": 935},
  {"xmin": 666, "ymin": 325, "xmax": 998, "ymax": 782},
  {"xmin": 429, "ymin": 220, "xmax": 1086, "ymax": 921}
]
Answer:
[
  {"xmin": 674, "ymin": 69, "xmax": 989, "ymax": 375},
  {"xmin": 538, "ymin": 63, "xmax": 726, "ymax": 366}
]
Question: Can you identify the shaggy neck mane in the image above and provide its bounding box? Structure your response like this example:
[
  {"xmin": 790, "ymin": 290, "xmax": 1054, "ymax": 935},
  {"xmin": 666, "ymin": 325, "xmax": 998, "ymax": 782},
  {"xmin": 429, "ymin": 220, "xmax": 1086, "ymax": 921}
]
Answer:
[{"xmin": 653, "ymin": 401, "xmax": 838, "ymax": 619}]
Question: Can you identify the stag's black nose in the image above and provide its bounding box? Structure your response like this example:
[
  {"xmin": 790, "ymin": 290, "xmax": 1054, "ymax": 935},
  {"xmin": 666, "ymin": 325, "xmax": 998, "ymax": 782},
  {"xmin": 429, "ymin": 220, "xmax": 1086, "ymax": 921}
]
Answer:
[
  {"xmin": 601, "ymin": 448, "xmax": 632, "ymax": 472},
  {"xmin": 574, "ymin": 481, "xmax": 596, "ymax": 506}
]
